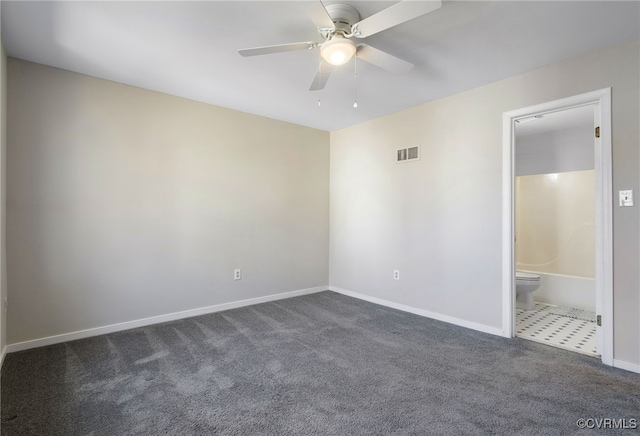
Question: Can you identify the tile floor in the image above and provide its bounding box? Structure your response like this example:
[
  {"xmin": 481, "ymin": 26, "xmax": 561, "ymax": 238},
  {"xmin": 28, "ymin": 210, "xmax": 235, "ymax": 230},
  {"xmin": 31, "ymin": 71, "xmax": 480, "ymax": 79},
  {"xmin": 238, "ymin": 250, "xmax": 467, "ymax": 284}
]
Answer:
[{"xmin": 516, "ymin": 302, "xmax": 598, "ymax": 356}]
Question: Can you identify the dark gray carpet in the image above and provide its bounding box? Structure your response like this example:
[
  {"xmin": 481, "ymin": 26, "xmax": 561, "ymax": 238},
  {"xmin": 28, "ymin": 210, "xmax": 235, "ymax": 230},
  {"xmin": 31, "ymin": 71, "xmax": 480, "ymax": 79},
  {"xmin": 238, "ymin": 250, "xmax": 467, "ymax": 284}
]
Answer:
[{"xmin": 2, "ymin": 291, "xmax": 639, "ymax": 435}]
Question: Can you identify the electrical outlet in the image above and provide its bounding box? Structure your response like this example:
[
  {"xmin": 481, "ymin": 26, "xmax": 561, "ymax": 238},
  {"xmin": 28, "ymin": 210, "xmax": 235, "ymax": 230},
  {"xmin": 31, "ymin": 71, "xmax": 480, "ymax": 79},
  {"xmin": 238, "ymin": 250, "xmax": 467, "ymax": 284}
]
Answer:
[
  {"xmin": 393, "ymin": 269, "xmax": 400, "ymax": 280},
  {"xmin": 234, "ymin": 269, "xmax": 242, "ymax": 281}
]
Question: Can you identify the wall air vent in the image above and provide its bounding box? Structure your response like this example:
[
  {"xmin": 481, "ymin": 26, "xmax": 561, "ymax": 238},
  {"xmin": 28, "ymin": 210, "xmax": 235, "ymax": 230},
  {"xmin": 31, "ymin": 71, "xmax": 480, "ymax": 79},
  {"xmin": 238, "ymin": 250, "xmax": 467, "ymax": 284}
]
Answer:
[{"xmin": 396, "ymin": 146, "xmax": 420, "ymax": 163}]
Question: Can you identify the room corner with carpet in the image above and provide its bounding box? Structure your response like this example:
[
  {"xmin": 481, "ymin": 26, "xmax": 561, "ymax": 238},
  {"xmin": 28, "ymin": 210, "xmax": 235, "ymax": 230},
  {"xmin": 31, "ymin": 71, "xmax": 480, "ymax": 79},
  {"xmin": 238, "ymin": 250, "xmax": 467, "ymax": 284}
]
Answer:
[{"xmin": 1, "ymin": 1, "xmax": 640, "ymax": 434}]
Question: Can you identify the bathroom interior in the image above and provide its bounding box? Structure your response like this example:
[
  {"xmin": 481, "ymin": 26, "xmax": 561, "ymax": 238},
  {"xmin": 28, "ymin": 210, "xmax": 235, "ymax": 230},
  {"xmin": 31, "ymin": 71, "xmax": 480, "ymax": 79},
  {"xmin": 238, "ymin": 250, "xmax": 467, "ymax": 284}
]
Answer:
[{"xmin": 514, "ymin": 106, "xmax": 598, "ymax": 356}]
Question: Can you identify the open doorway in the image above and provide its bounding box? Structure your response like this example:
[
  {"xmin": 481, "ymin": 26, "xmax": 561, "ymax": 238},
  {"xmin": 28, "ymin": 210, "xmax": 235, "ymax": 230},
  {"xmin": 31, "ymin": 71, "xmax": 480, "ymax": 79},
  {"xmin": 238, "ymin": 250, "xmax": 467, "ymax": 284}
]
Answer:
[
  {"xmin": 513, "ymin": 106, "xmax": 597, "ymax": 356},
  {"xmin": 502, "ymin": 88, "xmax": 613, "ymax": 366}
]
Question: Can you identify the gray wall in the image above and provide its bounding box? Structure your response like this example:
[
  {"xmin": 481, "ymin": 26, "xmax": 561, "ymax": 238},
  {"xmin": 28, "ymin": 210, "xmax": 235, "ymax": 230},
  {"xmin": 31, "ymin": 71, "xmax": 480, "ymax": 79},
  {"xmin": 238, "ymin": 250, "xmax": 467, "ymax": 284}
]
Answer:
[
  {"xmin": 330, "ymin": 40, "xmax": 639, "ymax": 366},
  {"xmin": 515, "ymin": 127, "xmax": 594, "ymax": 176},
  {"xmin": 7, "ymin": 59, "xmax": 329, "ymax": 344}
]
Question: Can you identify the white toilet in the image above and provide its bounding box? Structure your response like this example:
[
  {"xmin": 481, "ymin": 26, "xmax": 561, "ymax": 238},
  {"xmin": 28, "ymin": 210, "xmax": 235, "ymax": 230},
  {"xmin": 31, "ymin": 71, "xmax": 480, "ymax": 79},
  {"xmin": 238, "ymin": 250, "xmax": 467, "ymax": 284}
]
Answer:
[{"xmin": 515, "ymin": 271, "xmax": 541, "ymax": 310}]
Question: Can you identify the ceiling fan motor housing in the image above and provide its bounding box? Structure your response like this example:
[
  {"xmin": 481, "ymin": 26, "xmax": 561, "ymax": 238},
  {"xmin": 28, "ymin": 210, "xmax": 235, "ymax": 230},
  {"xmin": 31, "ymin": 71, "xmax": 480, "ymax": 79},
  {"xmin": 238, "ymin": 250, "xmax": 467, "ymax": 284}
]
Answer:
[{"xmin": 325, "ymin": 4, "xmax": 360, "ymax": 35}]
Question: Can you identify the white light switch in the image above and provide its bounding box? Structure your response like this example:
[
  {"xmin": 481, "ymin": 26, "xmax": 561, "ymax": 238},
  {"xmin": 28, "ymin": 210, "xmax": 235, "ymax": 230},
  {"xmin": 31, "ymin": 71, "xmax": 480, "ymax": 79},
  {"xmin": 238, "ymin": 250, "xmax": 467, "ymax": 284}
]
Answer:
[{"xmin": 619, "ymin": 190, "xmax": 634, "ymax": 207}]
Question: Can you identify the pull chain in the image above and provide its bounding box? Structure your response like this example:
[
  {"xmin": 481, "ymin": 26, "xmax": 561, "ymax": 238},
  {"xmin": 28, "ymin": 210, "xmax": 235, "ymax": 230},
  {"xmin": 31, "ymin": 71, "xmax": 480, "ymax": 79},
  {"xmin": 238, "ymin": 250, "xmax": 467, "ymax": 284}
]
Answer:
[
  {"xmin": 318, "ymin": 50, "xmax": 322, "ymax": 107},
  {"xmin": 353, "ymin": 53, "xmax": 358, "ymax": 108}
]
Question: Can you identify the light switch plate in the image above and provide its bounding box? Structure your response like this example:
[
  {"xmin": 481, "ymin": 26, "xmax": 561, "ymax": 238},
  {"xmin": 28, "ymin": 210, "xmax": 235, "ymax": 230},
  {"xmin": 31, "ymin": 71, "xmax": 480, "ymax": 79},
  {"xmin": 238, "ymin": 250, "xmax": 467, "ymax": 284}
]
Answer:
[{"xmin": 619, "ymin": 190, "xmax": 634, "ymax": 207}]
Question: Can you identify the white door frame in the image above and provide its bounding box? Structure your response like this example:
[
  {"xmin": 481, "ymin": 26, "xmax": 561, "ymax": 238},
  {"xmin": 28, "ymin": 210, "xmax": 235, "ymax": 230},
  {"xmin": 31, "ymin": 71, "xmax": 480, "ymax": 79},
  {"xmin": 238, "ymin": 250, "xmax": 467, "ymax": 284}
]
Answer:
[{"xmin": 501, "ymin": 88, "xmax": 613, "ymax": 366}]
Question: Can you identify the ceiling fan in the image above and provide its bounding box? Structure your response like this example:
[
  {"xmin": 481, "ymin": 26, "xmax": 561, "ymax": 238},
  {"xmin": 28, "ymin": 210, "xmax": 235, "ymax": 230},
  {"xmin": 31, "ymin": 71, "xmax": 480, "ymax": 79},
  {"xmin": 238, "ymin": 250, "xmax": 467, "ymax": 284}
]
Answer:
[{"xmin": 238, "ymin": 0, "xmax": 442, "ymax": 91}]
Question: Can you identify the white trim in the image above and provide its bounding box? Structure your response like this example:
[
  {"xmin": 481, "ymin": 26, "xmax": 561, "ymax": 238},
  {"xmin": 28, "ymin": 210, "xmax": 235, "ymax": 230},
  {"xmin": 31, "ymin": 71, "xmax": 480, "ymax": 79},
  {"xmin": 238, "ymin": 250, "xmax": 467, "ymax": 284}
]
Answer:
[
  {"xmin": 6, "ymin": 286, "xmax": 327, "ymax": 353},
  {"xmin": 502, "ymin": 88, "xmax": 614, "ymax": 366},
  {"xmin": 502, "ymin": 110, "xmax": 516, "ymax": 338},
  {"xmin": 330, "ymin": 286, "xmax": 503, "ymax": 337},
  {"xmin": 613, "ymin": 359, "xmax": 640, "ymax": 374},
  {"xmin": 0, "ymin": 345, "xmax": 6, "ymax": 368},
  {"xmin": 597, "ymin": 91, "xmax": 614, "ymax": 366}
]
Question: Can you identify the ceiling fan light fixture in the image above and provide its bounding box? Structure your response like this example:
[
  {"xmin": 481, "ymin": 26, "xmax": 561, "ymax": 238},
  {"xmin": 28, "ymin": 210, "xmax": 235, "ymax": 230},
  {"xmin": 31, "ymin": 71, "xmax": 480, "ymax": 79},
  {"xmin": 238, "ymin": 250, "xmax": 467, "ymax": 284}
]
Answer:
[{"xmin": 321, "ymin": 38, "xmax": 356, "ymax": 66}]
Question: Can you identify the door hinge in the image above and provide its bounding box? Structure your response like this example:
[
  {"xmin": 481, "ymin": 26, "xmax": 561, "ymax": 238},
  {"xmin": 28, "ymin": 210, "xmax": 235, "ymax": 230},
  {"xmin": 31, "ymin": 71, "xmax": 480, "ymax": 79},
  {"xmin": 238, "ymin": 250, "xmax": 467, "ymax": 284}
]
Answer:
[
  {"xmin": 596, "ymin": 315, "xmax": 602, "ymax": 326},
  {"xmin": 595, "ymin": 126, "xmax": 600, "ymax": 138}
]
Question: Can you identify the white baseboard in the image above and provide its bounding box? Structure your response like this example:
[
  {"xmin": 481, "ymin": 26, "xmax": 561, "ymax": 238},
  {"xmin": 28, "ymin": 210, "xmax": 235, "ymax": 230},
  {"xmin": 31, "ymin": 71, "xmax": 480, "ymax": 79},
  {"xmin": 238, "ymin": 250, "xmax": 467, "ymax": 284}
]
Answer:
[
  {"xmin": 329, "ymin": 288, "xmax": 640, "ymax": 374},
  {"xmin": 7, "ymin": 286, "xmax": 327, "ymax": 354},
  {"xmin": 613, "ymin": 359, "xmax": 640, "ymax": 374},
  {"xmin": 329, "ymin": 286, "xmax": 503, "ymax": 337},
  {"xmin": 0, "ymin": 345, "xmax": 6, "ymax": 369}
]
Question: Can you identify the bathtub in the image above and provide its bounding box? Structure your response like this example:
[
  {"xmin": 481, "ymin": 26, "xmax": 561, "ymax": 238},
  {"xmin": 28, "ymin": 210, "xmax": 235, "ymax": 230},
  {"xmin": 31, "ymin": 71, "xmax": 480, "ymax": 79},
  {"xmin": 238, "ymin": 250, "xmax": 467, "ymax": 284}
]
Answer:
[{"xmin": 518, "ymin": 270, "xmax": 595, "ymax": 312}]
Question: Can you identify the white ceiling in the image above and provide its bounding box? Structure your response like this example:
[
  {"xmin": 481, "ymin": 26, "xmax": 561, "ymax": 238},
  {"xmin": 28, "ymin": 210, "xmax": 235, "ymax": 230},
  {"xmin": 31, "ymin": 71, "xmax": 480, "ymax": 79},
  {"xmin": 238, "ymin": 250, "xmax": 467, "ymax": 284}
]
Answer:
[{"xmin": 2, "ymin": 1, "xmax": 639, "ymax": 131}]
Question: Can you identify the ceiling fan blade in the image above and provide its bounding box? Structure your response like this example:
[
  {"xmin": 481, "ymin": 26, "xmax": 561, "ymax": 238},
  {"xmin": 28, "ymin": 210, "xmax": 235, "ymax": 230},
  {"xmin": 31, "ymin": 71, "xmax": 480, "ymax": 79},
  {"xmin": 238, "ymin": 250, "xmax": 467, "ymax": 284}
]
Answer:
[
  {"xmin": 309, "ymin": 60, "xmax": 334, "ymax": 91},
  {"xmin": 352, "ymin": 0, "xmax": 442, "ymax": 38},
  {"xmin": 239, "ymin": 41, "xmax": 317, "ymax": 57},
  {"xmin": 306, "ymin": 1, "xmax": 335, "ymax": 30},
  {"xmin": 357, "ymin": 45, "xmax": 413, "ymax": 73}
]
